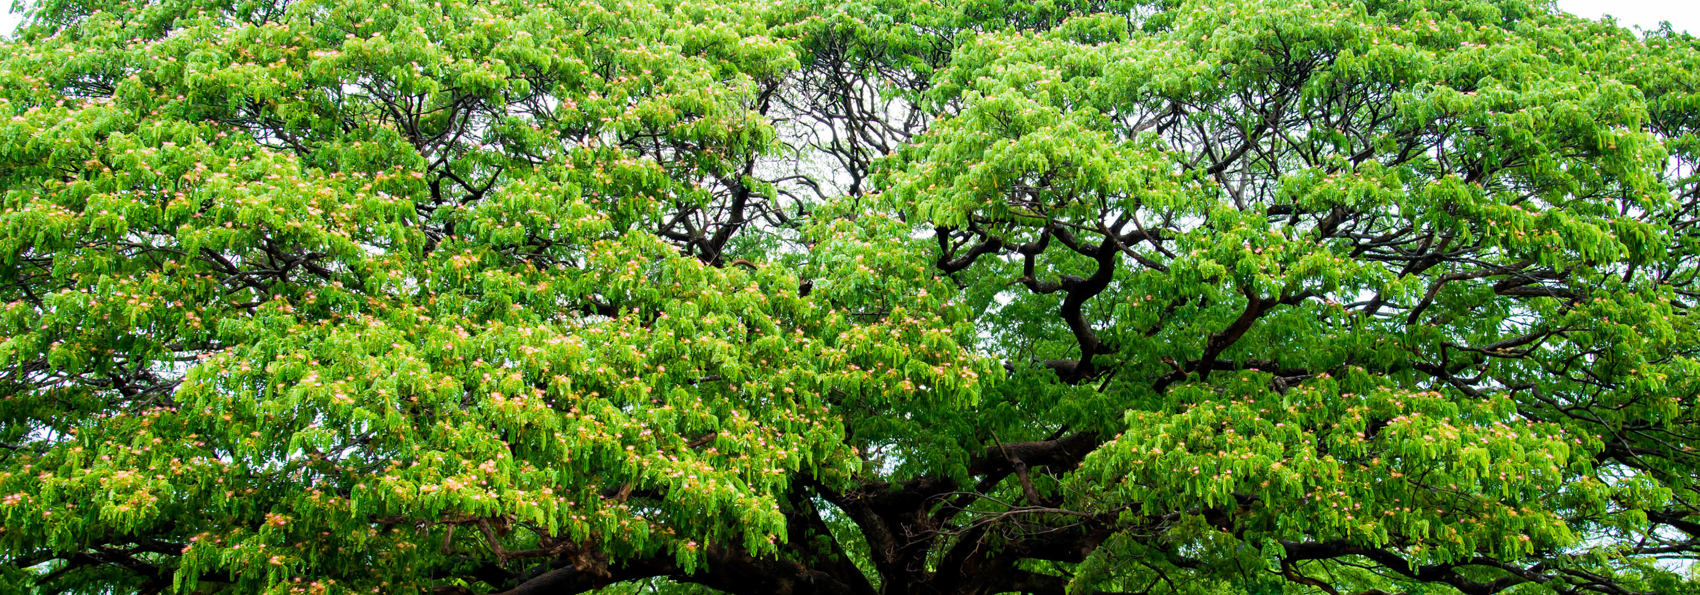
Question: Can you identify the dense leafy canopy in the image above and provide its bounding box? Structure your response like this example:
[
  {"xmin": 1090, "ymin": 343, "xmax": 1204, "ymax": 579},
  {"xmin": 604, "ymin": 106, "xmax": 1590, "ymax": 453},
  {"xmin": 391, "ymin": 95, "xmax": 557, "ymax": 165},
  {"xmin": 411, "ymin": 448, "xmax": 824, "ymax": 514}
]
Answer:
[{"xmin": 4, "ymin": 0, "xmax": 1700, "ymax": 593}]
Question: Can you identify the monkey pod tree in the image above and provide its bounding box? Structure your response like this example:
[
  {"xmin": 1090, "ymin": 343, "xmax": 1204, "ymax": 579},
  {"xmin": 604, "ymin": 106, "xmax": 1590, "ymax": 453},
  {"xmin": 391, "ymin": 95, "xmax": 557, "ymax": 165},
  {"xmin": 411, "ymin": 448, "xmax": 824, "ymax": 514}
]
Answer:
[{"xmin": 3, "ymin": 0, "xmax": 1700, "ymax": 593}]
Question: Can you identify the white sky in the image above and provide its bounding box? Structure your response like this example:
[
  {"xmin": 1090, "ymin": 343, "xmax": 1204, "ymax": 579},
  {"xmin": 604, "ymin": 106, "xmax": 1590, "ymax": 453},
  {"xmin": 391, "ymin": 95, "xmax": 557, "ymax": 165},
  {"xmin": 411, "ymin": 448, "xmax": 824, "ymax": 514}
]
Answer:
[
  {"xmin": 1557, "ymin": 0, "xmax": 1698, "ymax": 33},
  {"xmin": 0, "ymin": 2, "xmax": 1694, "ymax": 46}
]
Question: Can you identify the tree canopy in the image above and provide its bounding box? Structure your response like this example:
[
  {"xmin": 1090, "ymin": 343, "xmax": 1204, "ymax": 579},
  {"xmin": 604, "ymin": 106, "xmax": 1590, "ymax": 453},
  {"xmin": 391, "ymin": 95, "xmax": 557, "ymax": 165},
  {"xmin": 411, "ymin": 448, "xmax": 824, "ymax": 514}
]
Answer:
[{"xmin": 4, "ymin": 0, "xmax": 1700, "ymax": 593}]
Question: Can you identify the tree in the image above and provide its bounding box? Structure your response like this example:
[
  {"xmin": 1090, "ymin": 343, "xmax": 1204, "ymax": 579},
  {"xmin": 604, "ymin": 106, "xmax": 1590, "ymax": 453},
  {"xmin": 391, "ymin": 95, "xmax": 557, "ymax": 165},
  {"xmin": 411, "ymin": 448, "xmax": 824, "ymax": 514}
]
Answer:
[{"xmin": 4, "ymin": 0, "xmax": 1700, "ymax": 592}]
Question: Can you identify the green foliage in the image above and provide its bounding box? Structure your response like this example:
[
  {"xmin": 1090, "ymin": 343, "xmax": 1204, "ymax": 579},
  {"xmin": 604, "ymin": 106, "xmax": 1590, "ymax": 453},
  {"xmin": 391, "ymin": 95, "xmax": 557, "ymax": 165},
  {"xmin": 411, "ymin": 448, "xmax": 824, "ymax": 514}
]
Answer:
[{"xmin": 4, "ymin": 0, "xmax": 1700, "ymax": 594}]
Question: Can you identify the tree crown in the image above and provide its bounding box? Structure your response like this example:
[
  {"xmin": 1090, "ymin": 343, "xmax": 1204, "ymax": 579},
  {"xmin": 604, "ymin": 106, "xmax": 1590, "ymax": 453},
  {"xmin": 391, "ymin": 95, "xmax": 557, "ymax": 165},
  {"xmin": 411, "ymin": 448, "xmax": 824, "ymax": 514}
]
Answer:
[{"xmin": 4, "ymin": 0, "xmax": 1700, "ymax": 593}]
